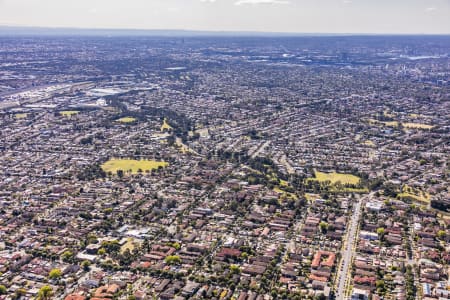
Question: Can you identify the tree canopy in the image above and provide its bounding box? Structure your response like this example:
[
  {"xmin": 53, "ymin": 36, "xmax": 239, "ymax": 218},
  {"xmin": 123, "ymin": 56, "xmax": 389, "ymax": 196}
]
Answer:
[{"xmin": 37, "ymin": 285, "xmax": 53, "ymax": 300}]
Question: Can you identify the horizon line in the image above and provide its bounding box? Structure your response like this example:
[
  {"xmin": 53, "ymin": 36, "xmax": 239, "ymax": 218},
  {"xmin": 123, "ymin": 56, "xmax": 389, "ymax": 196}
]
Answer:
[{"xmin": 0, "ymin": 25, "xmax": 449, "ymax": 37}]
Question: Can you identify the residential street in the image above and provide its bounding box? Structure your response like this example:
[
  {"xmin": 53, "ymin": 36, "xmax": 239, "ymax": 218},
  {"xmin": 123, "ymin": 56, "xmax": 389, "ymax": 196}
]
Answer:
[{"xmin": 335, "ymin": 193, "xmax": 372, "ymax": 299}]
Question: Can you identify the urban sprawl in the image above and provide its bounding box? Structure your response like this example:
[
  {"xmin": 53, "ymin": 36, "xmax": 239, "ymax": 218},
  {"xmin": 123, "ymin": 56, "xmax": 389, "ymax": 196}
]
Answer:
[{"xmin": 0, "ymin": 35, "xmax": 449, "ymax": 300}]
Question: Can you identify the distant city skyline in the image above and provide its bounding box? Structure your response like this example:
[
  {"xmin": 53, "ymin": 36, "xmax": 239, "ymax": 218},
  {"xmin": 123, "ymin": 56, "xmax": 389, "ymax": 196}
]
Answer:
[{"xmin": 0, "ymin": 0, "xmax": 449, "ymax": 34}]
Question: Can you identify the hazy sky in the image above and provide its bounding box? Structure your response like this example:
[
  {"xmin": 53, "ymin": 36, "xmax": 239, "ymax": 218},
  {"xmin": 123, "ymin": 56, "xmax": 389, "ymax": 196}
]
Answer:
[{"xmin": 0, "ymin": 0, "xmax": 449, "ymax": 34}]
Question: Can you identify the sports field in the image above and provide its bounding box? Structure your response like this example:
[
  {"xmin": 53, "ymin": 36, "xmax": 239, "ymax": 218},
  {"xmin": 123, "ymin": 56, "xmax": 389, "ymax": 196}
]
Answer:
[
  {"xmin": 308, "ymin": 170, "xmax": 361, "ymax": 185},
  {"xmin": 101, "ymin": 159, "xmax": 168, "ymax": 174}
]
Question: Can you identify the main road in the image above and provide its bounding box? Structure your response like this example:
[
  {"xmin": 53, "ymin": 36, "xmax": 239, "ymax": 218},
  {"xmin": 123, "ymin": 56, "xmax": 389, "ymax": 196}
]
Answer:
[{"xmin": 335, "ymin": 192, "xmax": 373, "ymax": 299}]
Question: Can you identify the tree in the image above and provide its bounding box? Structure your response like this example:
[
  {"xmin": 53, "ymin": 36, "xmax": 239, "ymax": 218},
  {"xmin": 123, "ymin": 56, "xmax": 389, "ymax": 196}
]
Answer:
[
  {"xmin": 165, "ymin": 255, "xmax": 181, "ymax": 265},
  {"xmin": 319, "ymin": 221, "xmax": 329, "ymax": 233},
  {"xmin": 377, "ymin": 227, "xmax": 385, "ymax": 238},
  {"xmin": 142, "ymin": 238, "xmax": 150, "ymax": 251},
  {"xmin": 77, "ymin": 163, "xmax": 106, "ymax": 181},
  {"xmin": 49, "ymin": 268, "xmax": 62, "ymax": 280},
  {"xmin": 81, "ymin": 260, "xmax": 91, "ymax": 271},
  {"xmin": 230, "ymin": 264, "xmax": 241, "ymax": 274},
  {"xmin": 241, "ymin": 252, "xmax": 248, "ymax": 260},
  {"xmin": 0, "ymin": 285, "xmax": 6, "ymax": 295},
  {"xmin": 315, "ymin": 294, "xmax": 327, "ymax": 300},
  {"xmin": 437, "ymin": 230, "xmax": 447, "ymax": 240},
  {"xmin": 101, "ymin": 240, "xmax": 120, "ymax": 253},
  {"xmin": 229, "ymin": 200, "xmax": 239, "ymax": 212},
  {"xmin": 37, "ymin": 286, "xmax": 53, "ymax": 300},
  {"xmin": 166, "ymin": 242, "xmax": 181, "ymax": 250},
  {"xmin": 14, "ymin": 288, "xmax": 27, "ymax": 300},
  {"xmin": 376, "ymin": 280, "xmax": 386, "ymax": 293}
]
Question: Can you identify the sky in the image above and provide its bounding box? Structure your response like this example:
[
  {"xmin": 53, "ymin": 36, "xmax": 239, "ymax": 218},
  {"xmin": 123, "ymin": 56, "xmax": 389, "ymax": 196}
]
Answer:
[{"xmin": 0, "ymin": 0, "xmax": 449, "ymax": 34}]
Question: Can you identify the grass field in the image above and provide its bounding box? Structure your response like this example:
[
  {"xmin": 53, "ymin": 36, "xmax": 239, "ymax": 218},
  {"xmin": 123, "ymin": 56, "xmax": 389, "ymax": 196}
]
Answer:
[
  {"xmin": 305, "ymin": 193, "xmax": 320, "ymax": 202},
  {"xmin": 308, "ymin": 170, "xmax": 361, "ymax": 185},
  {"xmin": 398, "ymin": 185, "xmax": 430, "ymax": 204},
  {"xmin": 117, "ymin": 117, "xmax": 137, "ymax": 123},
  {"xmin": 279, "ymin": 179, "xmax": 289, "ymax": 187},
  {"xmin": 398, "ymin": 193, "xmax": 430, "ymax": 204},
  {"xmin": 15, "ymin": 113, "xmax": 28, "ymax": 119},
  {"xmin": 383, "ymin": 110, "xmax": 396, "ymax": 118},
  {"xmin": 60, "ymin": 110, "xmax": 79, "ymax": 117},
  {"xmin": 101, "ymin": 158, "xmax": 168, "ymax": 174},
  {"xmin": 196, "ymin": 128, "xmax": 209, "ymax": 137},
  {"xmin": 175, "ymin": 137, "xmax": 190, "ymax": 154},
  {"xmin": 403, "ymin": 123, "xmax": 434, "ymax": 130},
  {"xmin": 381, "ymin": 121, "xmax": 399, "ymax": 127},
  {"xmin": 334, "ymin": 187, "xmax": 369, "ymax": 193},
  {"xmin": 273, "ymin": 186, "xmax": 298, "ymax": 200},
  {"xmin": 368, "ymin": 118, "xmax": 433, "ymax": 130},
  {"xmin": 364, "ymin": 140, "xmax": 375, "ymax": 147},
  {"xmin": 273, "ymin": 186, "xmax": 284, "ymax": 194},
  {"xmin": 120, "ymin": 238, "xmax": 138, "ymax": 254},
  {"xmin": 368, "ymin": 119, "xmax": 399, "ymax": 127},
  {"xmin": 161, "ymin": 118, "xmax": 172, "ymax": 131}
]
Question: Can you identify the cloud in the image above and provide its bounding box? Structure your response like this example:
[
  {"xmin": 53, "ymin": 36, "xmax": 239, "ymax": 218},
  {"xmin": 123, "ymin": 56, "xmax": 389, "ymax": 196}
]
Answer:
[
  {"xmin": 425, "ymin": 7, "xmax": 436, "ymax": 13},
  {"xmin": 234, "ymin": 0, "xmax": 290, "ymax": 5},
  {"xmin": 200, "ymin": 0, "xmax": 217, "ymax": 2},
  {"xmin": 343, "ymin": 0, "xmax": 352, "ymax": 4}
]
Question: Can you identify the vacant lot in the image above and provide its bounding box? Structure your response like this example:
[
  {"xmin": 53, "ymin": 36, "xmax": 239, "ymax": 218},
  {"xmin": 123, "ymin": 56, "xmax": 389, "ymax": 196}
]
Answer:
[{"xmin": 101, "ymin": 159, "xmax": 168, "ymax": 174}]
